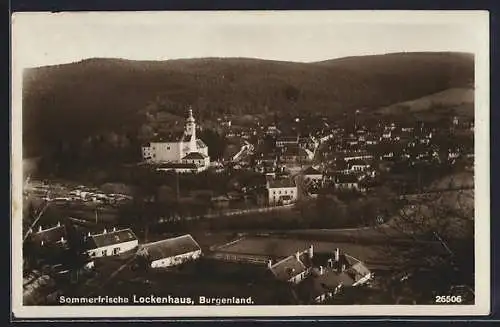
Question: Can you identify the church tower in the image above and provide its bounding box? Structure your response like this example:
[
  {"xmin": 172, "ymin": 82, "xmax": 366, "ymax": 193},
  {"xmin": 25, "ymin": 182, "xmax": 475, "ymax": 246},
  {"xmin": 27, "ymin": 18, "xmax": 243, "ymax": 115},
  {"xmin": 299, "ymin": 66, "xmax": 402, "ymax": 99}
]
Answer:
[{"xmin": 184, "ymin": 107, "xmax": 197, "ymax": 153}]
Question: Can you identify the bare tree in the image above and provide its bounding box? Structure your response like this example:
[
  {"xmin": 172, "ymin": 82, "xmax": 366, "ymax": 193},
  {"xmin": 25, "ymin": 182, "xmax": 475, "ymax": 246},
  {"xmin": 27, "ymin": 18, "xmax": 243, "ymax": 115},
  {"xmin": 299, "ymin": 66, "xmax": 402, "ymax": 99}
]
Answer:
[{"xmin": 371, "ymin": 173, "xmax": 474, "ymax": 304}]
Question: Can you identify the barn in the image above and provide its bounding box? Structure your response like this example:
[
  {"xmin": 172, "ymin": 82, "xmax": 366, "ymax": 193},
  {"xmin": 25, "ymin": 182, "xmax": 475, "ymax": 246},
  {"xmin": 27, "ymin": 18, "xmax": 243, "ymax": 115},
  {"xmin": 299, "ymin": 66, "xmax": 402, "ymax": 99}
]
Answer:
[
  {"xmin": 86, "ymin": 228, "xmax": 139, "ymax": 258},
  {"xmin": 137, "ymin": 234, "xmax": 202, "ymax": 268}
]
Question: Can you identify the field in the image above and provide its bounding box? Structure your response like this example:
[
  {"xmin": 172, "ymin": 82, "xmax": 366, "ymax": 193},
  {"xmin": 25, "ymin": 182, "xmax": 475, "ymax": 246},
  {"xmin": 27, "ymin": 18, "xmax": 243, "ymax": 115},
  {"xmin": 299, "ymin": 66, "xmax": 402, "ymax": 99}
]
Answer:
[
  {"xmin": 212, "ymin": 236, "xmax": 395, "ymax": 270},
  {"xmin": 378, "ymin": 87, "xmax": 474, "ymax": 117}
]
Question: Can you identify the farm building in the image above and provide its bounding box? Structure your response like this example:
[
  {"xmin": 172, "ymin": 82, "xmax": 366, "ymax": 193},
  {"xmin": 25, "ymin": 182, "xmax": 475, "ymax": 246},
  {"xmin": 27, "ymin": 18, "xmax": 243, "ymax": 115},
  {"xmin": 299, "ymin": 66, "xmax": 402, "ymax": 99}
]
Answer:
[
  {"xmin": 26, "ymin": 222, "xmax": 71, "ymax": 263},
  {"xmin": 29, "ymin": 222, "xmax": 69, "ymax": 250},
  {"xmin": 137, "ymin": 234, "xmax": 202, "ymax": 268},
  {"xmin": 303, "ymin": 166, "xmax": 323, "ymax": 183},
  {"xmin": 266, "ymin": 177, "xmax": 298, "ymax": 205},
  {"xmin": 297, "ymin": 248, "xmax": 373, "ymax": 303},
  {"xmin": 268, "ymin": 246, "xmax": 314, "ymax": 284},
  {"xmin": 85, "ymin": 228, "xmax": 139, "ymax": 258},
  {"xmin": 208, "ymin": 236, "xmax": 393, "ymax": 271}
]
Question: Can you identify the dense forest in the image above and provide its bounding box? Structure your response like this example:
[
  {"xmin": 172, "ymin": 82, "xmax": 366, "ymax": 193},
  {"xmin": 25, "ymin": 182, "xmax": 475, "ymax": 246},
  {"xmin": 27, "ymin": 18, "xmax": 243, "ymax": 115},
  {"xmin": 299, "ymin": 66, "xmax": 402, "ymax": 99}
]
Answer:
[{"xmin": 22, "ymin": 52, "xmax": 474, "ymax": 176}]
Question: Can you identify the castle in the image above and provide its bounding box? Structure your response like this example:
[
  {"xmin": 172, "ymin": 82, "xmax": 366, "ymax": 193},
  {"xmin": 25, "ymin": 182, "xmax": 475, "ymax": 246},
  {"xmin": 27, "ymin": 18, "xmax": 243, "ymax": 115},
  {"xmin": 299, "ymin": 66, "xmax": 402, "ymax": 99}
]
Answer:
[{"xmin": 141, "ymin": 108, "xmax": 210, "ymax": 171}]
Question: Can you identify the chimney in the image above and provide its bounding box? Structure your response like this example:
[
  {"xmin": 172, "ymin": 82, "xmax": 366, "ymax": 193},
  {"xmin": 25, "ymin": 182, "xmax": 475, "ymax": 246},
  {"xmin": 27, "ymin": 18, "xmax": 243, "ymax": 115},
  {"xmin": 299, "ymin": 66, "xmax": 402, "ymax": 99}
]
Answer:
[
  {"xmin": 327, "ymin": 258, "xmax": 333, "ymax": 268},
  {"xmin": 267, "ymin": 259, "xmax": 273, "ymax": 269},
  {"xmin": 87, "ymin": 232, "xmax": 91, "ymax": 237},
  {"xmin": 334, "ymin": 248, "xmax": 340, "ymax": 262},
  {"xmin": 38, "ymin": 226, "xmax": 42, "ymax": 233},
  {"xmin": 57, "ymin": 221, "xmax": 61, "ymax": 227},
  {"xmin": 308, "ymin": 245, "xmax": 314, "ymax": 259},
  {"xmin": 113, "ymin": 227, "xmax": 117, "ymax": 232},
  {"xmin": 319, "ymin": 265, "xmax": 324, "ymax": 275}
]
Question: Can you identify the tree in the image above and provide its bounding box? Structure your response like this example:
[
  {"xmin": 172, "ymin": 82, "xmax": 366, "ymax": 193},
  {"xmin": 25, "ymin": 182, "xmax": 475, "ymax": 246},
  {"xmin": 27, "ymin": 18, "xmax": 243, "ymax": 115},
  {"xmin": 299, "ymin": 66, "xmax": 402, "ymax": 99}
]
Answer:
[
  {"xmin": 371, "ymin": 179, "xmax": 474, "ymax": 304},
  {"xmin": 199, "ymin": 129, "xmax": 227, "ymax": 161}
]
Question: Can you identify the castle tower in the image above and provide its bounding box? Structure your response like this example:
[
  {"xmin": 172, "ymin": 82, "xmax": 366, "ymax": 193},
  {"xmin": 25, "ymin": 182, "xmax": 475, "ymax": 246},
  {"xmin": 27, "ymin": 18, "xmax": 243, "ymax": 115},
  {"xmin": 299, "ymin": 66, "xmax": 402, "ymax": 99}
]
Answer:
[{"xmin": 185, "ymin": 107, "xmax": 197, "ymax": 153}]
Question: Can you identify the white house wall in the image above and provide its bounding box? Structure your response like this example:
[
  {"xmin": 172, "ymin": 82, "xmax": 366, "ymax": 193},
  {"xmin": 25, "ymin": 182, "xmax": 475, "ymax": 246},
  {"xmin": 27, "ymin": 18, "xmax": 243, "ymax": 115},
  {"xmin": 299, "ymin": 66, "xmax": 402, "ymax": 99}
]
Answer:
[
  {"xmin": 150, "ymin": 250, "xmax": 202, "ymax": 268},
  {"xmin": 87, "ymin": 240, "xmax": 139, "ymax": 258},
  {"xmin": 268, "ymin": 187, "xmax": 297, "ymax": 205},
  {"xmin": 352, "ymin": 273, "xmax": 372, "ymax": 286},
  {"xmin": 150, "ymin": 142, "xmax": 181, "ymax": 163}
]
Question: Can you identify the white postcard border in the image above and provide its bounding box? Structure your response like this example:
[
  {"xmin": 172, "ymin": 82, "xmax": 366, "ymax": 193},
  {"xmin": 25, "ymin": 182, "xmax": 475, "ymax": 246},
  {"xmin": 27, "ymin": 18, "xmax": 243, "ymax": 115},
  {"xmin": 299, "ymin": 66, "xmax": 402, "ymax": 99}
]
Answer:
[{"xmin": 11, "ymin": 10, "xmax": 491, "ymax": 318}]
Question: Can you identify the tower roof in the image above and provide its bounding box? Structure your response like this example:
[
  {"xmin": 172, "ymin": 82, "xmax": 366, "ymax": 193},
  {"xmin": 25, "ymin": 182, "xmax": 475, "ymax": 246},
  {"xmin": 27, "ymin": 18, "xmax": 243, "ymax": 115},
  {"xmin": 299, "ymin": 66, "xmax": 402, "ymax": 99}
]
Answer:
[{"xmin": 186, "ymin": 107, "xmax": 195, "ymax": 123}]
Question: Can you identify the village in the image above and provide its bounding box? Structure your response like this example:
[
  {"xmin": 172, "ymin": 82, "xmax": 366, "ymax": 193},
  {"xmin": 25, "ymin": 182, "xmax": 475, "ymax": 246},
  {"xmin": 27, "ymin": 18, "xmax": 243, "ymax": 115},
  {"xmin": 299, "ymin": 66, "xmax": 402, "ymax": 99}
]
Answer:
[{"xmin": 22, "ymin": 107, "xmax": 475, "ymax": 306}]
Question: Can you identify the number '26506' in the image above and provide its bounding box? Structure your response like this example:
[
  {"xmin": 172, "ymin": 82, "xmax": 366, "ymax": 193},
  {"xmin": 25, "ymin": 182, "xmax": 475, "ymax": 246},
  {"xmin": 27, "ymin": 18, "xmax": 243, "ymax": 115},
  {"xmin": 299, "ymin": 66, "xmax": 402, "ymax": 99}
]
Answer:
[{"xmin": 435, "ymin": 295, "xmax": 462, "ymax": 304}]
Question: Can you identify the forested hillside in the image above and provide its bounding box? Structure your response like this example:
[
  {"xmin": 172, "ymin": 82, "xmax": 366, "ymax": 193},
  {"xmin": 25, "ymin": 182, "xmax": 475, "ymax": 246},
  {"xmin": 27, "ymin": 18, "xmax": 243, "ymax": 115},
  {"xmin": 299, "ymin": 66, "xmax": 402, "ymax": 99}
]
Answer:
[{"xmin": 22, "ymin": 52, "xmax": 474, "ymax": 175}]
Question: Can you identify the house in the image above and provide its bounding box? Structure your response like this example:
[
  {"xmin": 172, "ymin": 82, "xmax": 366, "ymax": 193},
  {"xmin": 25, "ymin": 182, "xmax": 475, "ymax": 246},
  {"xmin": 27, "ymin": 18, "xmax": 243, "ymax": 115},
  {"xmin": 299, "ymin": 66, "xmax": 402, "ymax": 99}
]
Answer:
[
  {"xmin": 141, "ymin": 108, "xmax": 209, "ymax": 164},
  {"xmin": 86, "ymin": 228, "xmax": 139, "ymax": 258},
  {"xmin": 181, "ymin": 152, "xmax": 210, "ymax": 169},
  {"xmin": 319, "ymin": 133, "xmax": 334, "ymax": 143},
  {"xmin": 334, "ymin": 174, "xmax": 361, "ymax": 191},
  {"xmin": 298, "ymin": 249, "xmax": 372, "ymax": 303},
  {"xmin": 365, "ymin": 137, "xmax": 378, "ymax": 145},
  {"xmin": 221, "ymin": 119, "xmax": 232, "ymax": 128},
  {"xmin": 276, "ymin": 135, "xmax": 299, "ymax": 148},
  {"xmin": 280, "ymin": 145, "xmax": 313, "ymax": 163},
  {"xmin": 382, "ymin": 130, "xmax": 392, "ymax": 139},
  {"xmin": 29, "ymin": 222, "xmax": 69, "ymax": 250},
  {"xmin": 28, "ymin": 223, "xmax": 70, "ymax": 260},
  {"xmin": 343, "ymin": 152, "xmax": 374, "ymax": 162},
  {"xmin": 157, "ymin": 162, "xmax": 204, "ymax": 174},
  {"xmin": 303, "ymin": 166, "xmax": 323, "ymax": 183},
  {"xmin": 348, "ymin": 159, "xmax": 371, "ymax": 172},
  {"xmin": 345, "ymin": 137, "xmax": 359, "ymax": 146},
  {"xmin": 137, "ymin": 234, "xmax": 202, "ymax": 268},
  {"xmin": 298, "ymin": 136, "xmax": 318, "ymax": 151},
  {"xmin": 231, "ymin": 141, "xmax": 253, "ymax": 162},
  {"xmin": 268, "ymin": 246, "xmax": 314, "ymax": 284},
  {"xmin": 266, "ymin": 125, "xmax": 281, "ymax": 135},
  {"xmin": 298, "ymin": 266, "xmax": 352, "ymax": 304},
  {"xmin": 256, "ymin": 160, "xmax": 278, "ymax": 174},
  {"xmin": 266, "ymin": 178, "xmax": 298, "ymax": 205},
  {"xmin": 211, "ymin": 195, "xmax": 230, "ymax": 210}
]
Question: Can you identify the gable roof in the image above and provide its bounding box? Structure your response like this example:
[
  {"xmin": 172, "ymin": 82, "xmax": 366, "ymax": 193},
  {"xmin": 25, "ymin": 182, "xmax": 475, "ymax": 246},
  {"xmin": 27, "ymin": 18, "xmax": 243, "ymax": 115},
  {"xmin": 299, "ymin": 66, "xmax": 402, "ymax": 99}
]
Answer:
[
  {"xmin": 303, "ymin": 166, "xmax": 322, "ymax": 175},
  {"xmin": 343, "ymin": 254, "xmax": 372, "ymax": 281},
  {"xmin": 181, "ymin": 133, "xmax": 193, "ymax": 142},
  {"xmin": 335, "ymin": 174, "xmax": 359, "ymax": 184},
  {"xmin": 139, "ymin": 234, "xmax": 201, "ymax": 262},
  {"xmin": 307, "ymin": 268, "xmax": 356, "ymax": 297},
  {"xmin": 182, "ymin": 152, "xmax": 207, "ymax": 160},
  {"xmin": 196, "ymin": 139, "xmax": 207, "ymax": 148},
  {"xmin": 268, "ymin": 178, "xmax": 296, "ymax": 189},
  {"xmin": 30, "ymin": 224, "xmax": 67, "ymax": 247},
  {"xmin": 157, "ymin": 163, "xmax": 198, "ymax": 170},
  {"xmin": 348, "ymin": 159, "xmax": 371, "ymax": 166},
  {"xmin": 269, "ymin": 255, "xmax": 307, "ymax": 282},
  {"xmin": 149, "ymin": 131, "xmax": 184, "ymax": 143},
  {"xmin": 282, "ymin": 146, "xmax": 309, "ymax": 157},
  {"xmin": 350, "ymin": 262, "xmax": 371, "ymax": 280},
  {"xmin": 277, "ymin": 136, "xmax": 299, "ymax": 143},
  {"xmin": 87, "ymin": 228, "xmax": 138, "ymax": 249}
]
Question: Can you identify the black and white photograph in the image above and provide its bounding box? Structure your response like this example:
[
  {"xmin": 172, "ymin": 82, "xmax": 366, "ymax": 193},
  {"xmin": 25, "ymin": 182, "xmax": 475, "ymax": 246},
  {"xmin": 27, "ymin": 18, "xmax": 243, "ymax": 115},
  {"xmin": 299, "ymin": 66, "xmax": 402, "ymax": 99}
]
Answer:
[{"xmin": 11, "ymin": 11, "xmax": 490, "ymax": 318}]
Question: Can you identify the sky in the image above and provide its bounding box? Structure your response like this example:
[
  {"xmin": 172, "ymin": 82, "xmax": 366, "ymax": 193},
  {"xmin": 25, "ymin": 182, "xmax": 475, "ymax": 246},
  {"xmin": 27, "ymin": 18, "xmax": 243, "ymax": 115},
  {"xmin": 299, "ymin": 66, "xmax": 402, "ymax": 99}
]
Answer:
[{"xmin": 12, "ymin": 11, "xmax": 488, "ymax": 68}]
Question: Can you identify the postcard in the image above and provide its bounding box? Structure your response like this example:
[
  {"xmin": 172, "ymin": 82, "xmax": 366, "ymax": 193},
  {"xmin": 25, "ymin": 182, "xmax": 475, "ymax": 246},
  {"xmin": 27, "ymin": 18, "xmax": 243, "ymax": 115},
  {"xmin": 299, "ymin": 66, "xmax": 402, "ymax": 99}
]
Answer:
[{"xmin": 11, "ymin": 10, "xmax": 490, "ymax": 319}]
